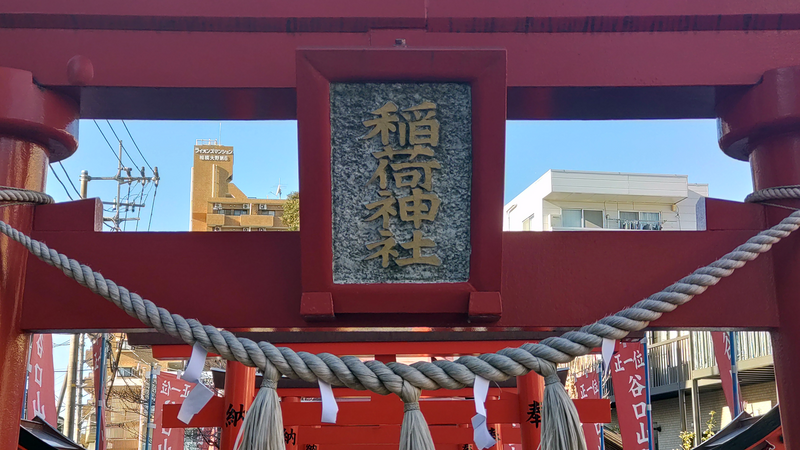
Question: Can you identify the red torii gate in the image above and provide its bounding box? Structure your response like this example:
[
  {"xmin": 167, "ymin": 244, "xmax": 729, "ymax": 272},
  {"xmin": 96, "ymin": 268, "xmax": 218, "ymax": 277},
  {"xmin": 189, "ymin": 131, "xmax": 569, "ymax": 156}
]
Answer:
[{"xmin": 2, "ymin": 1, "xmax": 800, "ymax": 448}]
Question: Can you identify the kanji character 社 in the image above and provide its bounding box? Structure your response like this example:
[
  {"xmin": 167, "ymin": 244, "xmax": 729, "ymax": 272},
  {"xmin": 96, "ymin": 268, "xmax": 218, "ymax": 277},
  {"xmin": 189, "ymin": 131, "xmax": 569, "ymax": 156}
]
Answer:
[
  {"xmin": 396, "ymin": 230, "xmax": 441, "ymax": 266},
  {"xmin": 365, "ymin": 230, "xmax": 399, "ymax": 268}
]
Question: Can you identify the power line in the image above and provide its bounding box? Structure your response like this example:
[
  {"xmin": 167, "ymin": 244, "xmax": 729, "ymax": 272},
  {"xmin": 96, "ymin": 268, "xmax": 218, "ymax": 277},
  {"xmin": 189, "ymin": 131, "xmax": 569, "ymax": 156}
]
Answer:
[
  {"xmin": 58, "ymin": 162, "xmax": 82, "ymax": 198},
  {"xmin": 121, "ymin": 120, "xmax": 154, "ymax": 172},
  {"xmin": 105, "ymin": 120, "xmax": 140, "ymax": 168},
  {"xmin": 93, "ymin": 120, "xmax": 124, "ymax": 166},
  {"xmin": 147, "ymin": 185, "xmax": 158, "ymax": 231},
  {"xmin": 49, "ymin": 165, "xmax": 74, "ymax": 201}
]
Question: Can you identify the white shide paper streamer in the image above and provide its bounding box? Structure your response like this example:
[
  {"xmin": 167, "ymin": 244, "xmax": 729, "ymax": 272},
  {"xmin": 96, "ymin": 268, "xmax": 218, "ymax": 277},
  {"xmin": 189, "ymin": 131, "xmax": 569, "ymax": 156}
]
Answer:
[
  {"xmin": 177, "ymin": 342, "xmax": 215, "ymax": 424},
  {"xmin": 319, "ymin": 380, "xmax": 339, "ymax": 423},
  {"xmin": 472, "ymin": 375, "xmax": 497, "ymax": 449},
  {"xmin": 601, "ymin": 338, "xmax": 616, "ymax": 377}
]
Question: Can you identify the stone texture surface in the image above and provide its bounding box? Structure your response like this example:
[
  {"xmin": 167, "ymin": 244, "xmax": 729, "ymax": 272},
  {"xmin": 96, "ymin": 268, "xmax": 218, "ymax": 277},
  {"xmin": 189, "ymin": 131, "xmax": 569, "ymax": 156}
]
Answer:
[{"xmin": 331, "ymin": 82, "xmax": 472, "ymax": 284}]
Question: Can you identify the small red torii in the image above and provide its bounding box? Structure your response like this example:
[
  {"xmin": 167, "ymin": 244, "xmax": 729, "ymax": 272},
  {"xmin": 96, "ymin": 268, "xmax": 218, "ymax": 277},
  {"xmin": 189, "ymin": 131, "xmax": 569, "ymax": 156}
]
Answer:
[{"xmin": 1, "ymin": 1, "xmax": 800, "ymax": 448}]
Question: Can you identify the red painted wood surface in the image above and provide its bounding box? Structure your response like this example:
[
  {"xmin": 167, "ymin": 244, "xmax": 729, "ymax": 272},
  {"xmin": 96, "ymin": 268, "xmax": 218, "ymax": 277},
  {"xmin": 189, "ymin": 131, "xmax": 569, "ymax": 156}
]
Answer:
[
  {"xmin": 2, "ymin": 31, "xmax": 800, "ymax": 121},
  {"xmin": 716, "ymin": 65, "xmax": 800, "ymax": 450},
  {"xmin": 221, "ymin": 362, "xmax": 256, "ymax": 450},
  {"xmin": 162, "ymin": 394, "xmax": 610, "ymax": 428},
  {"xmin": 297, "ymin": 49, "xmax": 505, "ymax": 314},
  {"xmin": 0, "ymin": 67, "xmax": 78, "ymax": 449},
  {"xmin": 516, "ymin": 373, "xmax": 544, "ymax": 449},
  {"xmin": 20, "ymin": 199, "xmax": 778, "ymax": 331}
]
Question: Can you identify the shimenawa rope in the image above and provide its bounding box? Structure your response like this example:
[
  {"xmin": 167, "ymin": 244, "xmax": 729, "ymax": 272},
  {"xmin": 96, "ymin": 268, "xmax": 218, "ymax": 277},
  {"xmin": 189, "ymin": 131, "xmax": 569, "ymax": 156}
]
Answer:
[{"xmin": 3, "ymin": 186, "xmax": 800, "ymax": 450}]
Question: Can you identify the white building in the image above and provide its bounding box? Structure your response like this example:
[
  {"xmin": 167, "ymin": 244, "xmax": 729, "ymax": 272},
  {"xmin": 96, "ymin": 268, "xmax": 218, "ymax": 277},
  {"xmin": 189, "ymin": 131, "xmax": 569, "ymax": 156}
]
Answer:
[
  {"xmin": 504, "ymin": 170, "xmax": 780, "ymax": 449},
  {"xmin": 504, "ymin": 170, "xmax": 708, "ymax": 232}
]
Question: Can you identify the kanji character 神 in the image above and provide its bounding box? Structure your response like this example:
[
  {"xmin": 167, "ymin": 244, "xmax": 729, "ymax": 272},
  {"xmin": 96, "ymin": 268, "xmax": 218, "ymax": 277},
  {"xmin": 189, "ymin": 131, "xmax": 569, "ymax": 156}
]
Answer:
[
  {"xmin": 365, "ymin": 190, "xmax": 397, "ymax": 229},
  {"xmin": 398, "ymin": 188, "xmax": 441, "ymax": 228}
]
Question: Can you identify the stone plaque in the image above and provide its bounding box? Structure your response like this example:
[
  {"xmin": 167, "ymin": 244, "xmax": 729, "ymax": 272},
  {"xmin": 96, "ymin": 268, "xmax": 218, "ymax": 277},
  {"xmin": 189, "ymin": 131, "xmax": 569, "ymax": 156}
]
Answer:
[{"xmin": 331, "ymin": 83, "xmax": 472, "ymax": 284}]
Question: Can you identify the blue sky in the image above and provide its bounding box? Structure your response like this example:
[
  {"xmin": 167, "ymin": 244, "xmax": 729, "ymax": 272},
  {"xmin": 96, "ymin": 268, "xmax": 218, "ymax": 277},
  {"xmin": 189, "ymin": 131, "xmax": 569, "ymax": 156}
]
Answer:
[
  {"xmin": 47, "ymin": 118, "xmax": 753, "ymax": 233},
  {"xmin": 46, "ymin": 118, "xmax": 753, "ymax": 408}
]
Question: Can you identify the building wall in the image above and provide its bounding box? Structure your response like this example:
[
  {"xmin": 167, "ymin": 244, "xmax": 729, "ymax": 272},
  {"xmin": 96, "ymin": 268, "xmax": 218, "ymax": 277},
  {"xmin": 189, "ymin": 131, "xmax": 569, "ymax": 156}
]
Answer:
[
  {"xmin": 504, "ymin": 170, "xmax": 708, "ymax": 232},
  {"xmin": 504, "ymin": 171, "xmax": 551, "ymax": 231},
  {"xmin": 609, "ymin": 381, "xmax": 778, "ymax": 450},
  {"xmin": 189, "ymin": 141, "xmax": 287, "ymax": 231}
]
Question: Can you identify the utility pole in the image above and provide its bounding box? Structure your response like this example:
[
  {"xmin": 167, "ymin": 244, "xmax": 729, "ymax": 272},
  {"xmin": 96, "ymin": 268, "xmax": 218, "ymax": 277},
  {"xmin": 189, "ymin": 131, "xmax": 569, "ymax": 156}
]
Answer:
[
  {"xmin": 75, "ymin": 333, "xmax": 85, "ymax": 443},
  {"xmin": 82, "ymin": 140, "xmax": 159, "ymax": 231},
  {"xmin": 63, "ymin": 336, "xmax": 79, "ymax": 439}
]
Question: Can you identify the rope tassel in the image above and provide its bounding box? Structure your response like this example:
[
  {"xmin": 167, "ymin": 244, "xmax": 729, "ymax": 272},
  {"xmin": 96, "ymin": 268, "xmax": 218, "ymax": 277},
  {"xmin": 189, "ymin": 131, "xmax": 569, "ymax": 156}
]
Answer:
[
  {"xmin": 399, "ymin": 384, "xmax": 435, "ymax": 450},
  {"xmin": 540, "ymin": 367, "xmax": 586, "ymax": 450},
  {"xmin": 235, "ymin": 366, "xmax": 284, "ymax": 450}
]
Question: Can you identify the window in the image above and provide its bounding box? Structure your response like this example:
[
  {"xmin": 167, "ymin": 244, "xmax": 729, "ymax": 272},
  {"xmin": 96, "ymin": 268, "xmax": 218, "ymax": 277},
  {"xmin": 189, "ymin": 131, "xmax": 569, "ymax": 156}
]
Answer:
[
  {"xmin": 222, "ymin": 209, "xmax": 247, "ymax": 216},
  {"xmin": 259, "ymin": 210, "xmax": 276, "ymax": 216},
  {"xmin": 562, "ymin": 209, "xmax": 582, "ymax": 228},
  {"xmin": 583, "ymin": 210, "xmax": 603, "ymax": 229},
  {"xmin": 522, "ymin": 214, "xmax": 534, "ymax": 231},
  {"xmin": 117, "ymin": 367, "xmax": 138, "ymax": 378},
  {"xmin": 562, "ymin": 209, "xmax": 603, "ymax": 228}
]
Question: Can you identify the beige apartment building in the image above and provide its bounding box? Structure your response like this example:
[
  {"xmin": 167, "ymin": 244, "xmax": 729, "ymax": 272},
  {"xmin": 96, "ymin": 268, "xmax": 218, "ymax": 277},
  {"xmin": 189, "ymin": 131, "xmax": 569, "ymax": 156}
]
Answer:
[{"xmin": 190, "ymin": 139, "xmax": 287, "ymax": 231}]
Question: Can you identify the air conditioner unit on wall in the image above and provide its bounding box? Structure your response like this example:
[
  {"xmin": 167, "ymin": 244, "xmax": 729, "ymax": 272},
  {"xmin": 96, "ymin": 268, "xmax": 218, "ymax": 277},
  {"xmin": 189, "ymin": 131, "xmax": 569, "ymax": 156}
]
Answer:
[
  {"xmin": 242, "ymin": 227, "xmax": 251, "ymax": 231},
  {"xmin": 242, "ymin": 204, "xmax": 250, "ymax": 209},
  {"xmin": 258, "ymin": 204, "xmax": 268, "ymax": 210},
  {"xmin": 258, "ymin": 228, "xmax": 267, "ymax": 231},
  {"xmin": 213, "ymin": 203, "xmax": 222, "ymax": 210},
  {"xmin": 213, "ymin": 226, "xmax": 221, "ymax": 231}
]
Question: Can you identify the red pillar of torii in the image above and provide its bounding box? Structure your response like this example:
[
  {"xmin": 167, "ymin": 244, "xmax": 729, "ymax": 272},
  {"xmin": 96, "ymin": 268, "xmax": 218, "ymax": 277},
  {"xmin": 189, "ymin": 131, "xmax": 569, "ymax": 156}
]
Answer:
[{"xmin": 2, "ymin": 2, "xmax": 800, "ymax": 448}]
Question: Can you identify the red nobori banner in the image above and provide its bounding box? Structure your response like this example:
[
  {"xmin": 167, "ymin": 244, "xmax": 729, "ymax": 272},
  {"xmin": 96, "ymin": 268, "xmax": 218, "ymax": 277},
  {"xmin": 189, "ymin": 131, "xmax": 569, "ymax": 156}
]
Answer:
[
  {"xmin": 574, "ymin": 369, "xmax": 603, "ymax": 450},
  {"xmin": 611, "ymin": 341, "xmax": 650, "ymax": 450},
  {"xmin": 711, "ymin": 332, "xmax": 742, "ymax": 414},
  {"xmin": 92, "ymin": 337, "xmax": 107, "ymax": 450},
  {"xmin": 154, "ymin": 372, "xmax": 195, "ymax": 450},
  {"xmin": 27, "ymin": 334, "xmax": 57, "ymax": 425}
]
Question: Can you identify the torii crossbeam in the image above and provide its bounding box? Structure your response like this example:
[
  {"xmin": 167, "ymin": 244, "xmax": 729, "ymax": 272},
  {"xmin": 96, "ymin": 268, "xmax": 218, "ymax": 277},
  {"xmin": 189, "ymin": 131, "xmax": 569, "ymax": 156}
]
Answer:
[{"xmin": 2, "ymin": 1, "xmax": 800, "ymax": 448}]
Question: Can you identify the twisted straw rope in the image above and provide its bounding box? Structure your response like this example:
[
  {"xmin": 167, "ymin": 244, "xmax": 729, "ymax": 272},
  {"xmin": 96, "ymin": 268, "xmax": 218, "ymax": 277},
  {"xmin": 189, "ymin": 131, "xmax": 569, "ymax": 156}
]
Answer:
[
  {"xmin": 0, "ymin": 186, "xmax": 54, "ymax": 206},
  {"xmin": 745, "ymin": 185, "xmax": 800, "ymax": 203},
  {"xmin": 2, "ymin": 188, "xmax": 799, "ymax": 402}
]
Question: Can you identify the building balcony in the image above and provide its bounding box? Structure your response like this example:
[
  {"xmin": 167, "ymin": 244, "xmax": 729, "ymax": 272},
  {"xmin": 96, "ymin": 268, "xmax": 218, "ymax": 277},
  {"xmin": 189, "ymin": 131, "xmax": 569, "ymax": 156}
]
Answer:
[{"xmin": 567, "ymin": 331, "xmax": 774, "ymax": 400}]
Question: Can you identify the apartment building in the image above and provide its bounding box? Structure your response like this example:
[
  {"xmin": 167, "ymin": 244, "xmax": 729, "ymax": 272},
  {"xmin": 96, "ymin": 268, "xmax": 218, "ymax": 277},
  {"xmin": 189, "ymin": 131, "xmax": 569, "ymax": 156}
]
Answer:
[
  {"xmin": 505, "ymin": 170, "xmax": 776, "ymax": 450},
  {"xmin": 190, "ymin": 139, "xmax": 287, "ymax": 231}
]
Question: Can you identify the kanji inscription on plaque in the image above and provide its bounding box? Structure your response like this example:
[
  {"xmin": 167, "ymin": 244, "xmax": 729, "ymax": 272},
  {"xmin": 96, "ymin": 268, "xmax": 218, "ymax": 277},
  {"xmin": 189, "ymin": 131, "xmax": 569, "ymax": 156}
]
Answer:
[{"xmin": 331, "ymin": 83, "xmax": 472, "ymax": 284}]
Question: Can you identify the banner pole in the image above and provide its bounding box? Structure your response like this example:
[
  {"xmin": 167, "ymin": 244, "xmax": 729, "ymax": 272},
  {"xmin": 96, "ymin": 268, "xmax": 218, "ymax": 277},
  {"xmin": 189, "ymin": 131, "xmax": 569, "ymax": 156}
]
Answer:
[
  {"xmin": 96, "ymin": 334, "xmax": 107, "ymax": 450},
  {"xmin": 642, "ymin": 337, "xmax": 654, "ymax": 450}
]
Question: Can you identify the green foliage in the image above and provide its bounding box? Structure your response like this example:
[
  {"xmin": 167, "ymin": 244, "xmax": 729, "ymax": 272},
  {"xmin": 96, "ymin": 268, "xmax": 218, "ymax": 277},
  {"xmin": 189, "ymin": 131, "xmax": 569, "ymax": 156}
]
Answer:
[{"xmin": 283, "ymin": 191, "xmax": 300, "ymax": 231}]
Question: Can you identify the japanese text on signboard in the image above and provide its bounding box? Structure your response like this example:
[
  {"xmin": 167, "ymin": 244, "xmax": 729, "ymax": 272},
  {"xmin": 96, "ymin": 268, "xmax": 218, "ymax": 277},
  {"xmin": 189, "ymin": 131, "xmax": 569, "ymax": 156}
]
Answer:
[{"xmin": 361, "ymin": 100, "xmax": 443, "ymax": 268}]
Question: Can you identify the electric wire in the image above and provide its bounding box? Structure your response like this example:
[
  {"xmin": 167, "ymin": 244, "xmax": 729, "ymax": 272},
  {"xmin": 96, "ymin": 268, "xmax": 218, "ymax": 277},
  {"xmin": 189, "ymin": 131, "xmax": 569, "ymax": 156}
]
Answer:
[
  {"xmin": 48, "ymin": 165, "xmax": 74, "ymax": 201},
  {"xmin": 93, "ymin": 120, "xmax": 124, "ymax": 166},
  {"xmin": 57, "ymin": 161, "xmax": 82, "ymax": 198},
  {"xmin": 147, "ymin": 184, "xmax": 158, "ymax": 231},
  {"xmin": 121, "ymin": 120, "xmax": 154, "ymax": 172},
  {"xmin": 105, "ymin": 120, "xmax": 140, "ymax": 169}
]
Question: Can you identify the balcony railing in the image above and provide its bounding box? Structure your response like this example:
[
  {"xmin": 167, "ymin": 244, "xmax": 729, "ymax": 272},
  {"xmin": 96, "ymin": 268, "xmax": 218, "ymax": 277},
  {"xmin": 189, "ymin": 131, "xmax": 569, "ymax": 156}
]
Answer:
[
  {"xmin": 618, "ymin": 220, "xmax": 662, "ymax": 230},
  {"xmin": 567, "ymin": 331, "xmax": 773, "ymax": 398},
  {"xmin": 649, "ymin": 336, "xmax": 691, "ymax": 389}
]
